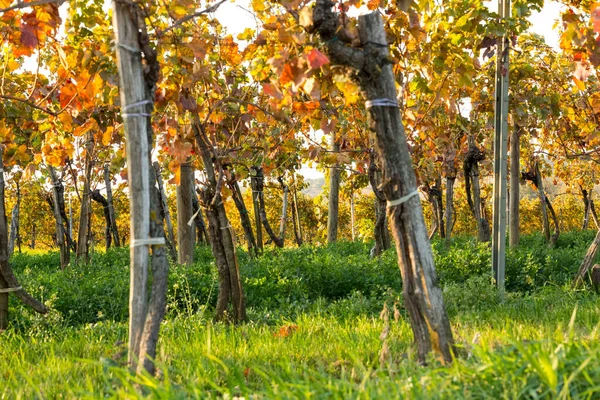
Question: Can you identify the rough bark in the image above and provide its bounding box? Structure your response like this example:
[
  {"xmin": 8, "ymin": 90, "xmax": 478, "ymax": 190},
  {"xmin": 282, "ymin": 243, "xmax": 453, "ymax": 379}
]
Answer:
[
  {"xmin": 573, "ymin": 229, "xmax": 600, "ymax": 288},
  {"xmin": 177, "ymin": 161, "xmax": 195, "ymax": 265},
  {"xmin": 112, "ymin": 1, "xmax": 152, "ymax": 370},
  {"xmin": 327, "ymin": 134, "xmax": 340, "ymax": 243},
  {"xmin": 509, "ymin": 125, "xmax": 520, "ymax": 247},
  {"xmin": 350, "ymin": 188, "xmax": 356, "ymax": 241},
  {"xmin": 591, "ymin": 199, "xmax": 600, "ymax": 229},
  {"xmin": 76, "ymin": 130, "xmax": 94, "ymax": 262},
  {"xmin": 250, "ymin": 169, "xmax": 263, "ymax": 251},
  {"xmin": 464, "ymin": 142, "xmax": 490, "ymax": 242},
  {"xmin": 444, "ymin": 176, "xmax": 456, "ymax": 246},
  {"xmin": 535, "ymin": 164, "xmax": 550, "ymax": 242},
  {"xmin": 522, "ymin": 164, "xmax": 555, "ymax": 244},
  {"xmin": 434, "ymin": 177, "xmax": 445, "ymax": 239},
  {"xmin": 291, "ymin": 175, "xmax": 303, "ymax": 246},
  {"xmin": 30, "ymin": 224, "xmax": 35, "ymax": 249},
  {"xmin": 8, "ymin": 183, "xmax": 20, "ymax": 257},
  {"xmin": 153, "ymin": 161, "xmax": 176, "ymax": 259},
  {"xmin": 312, "ymin": 3, "xmax": 454, "ymax": 363},
  {"xmin": 278, "ymin": 176, "xmax": 289, "ymax": 245},
  {"xmin": 138, "ymin": 130, "xmax": 170, "ymax": 377},
  {"xmin": 369, "ymin": 153, "xmax": 390, "ymax": 257},
  {"xmin": 104, "ymin": 165, "xmax": 121, "ymax": 247},
  {"xmin": 251, "ymin": 166, "xmax": 284, "ymax": 248},
  {"xmin": 90, "ymin": 190, "xmax": 112, "ymax": 250},
  {"xmin": 194, "ymin": 115, "xmax": 246, "ymax": 322},
  {"xmin": 0, "ymin": 150, "xmax": 48, "ymax": 330},
  {"xmin": 191, "ymin": 190, "xmax": 209, "ymax": 245},
  {"xmin": 582, "ymin": 187, "xmax": 591, "ymax": 230},
  {"xmin": 227, "ymin": 172, "xmax": 258, "ymax": 256},
  {"xmin": 49, "ymin": 166, "xmax": 70, "ymax": 269},
  {"xmin": 545, "ymin": 196, "xmax": 560, "ymax": 247}
]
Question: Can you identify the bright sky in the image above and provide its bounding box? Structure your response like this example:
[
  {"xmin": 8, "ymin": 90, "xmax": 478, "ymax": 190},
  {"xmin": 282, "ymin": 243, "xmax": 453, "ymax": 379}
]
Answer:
[{"xmin": 216, "ymin": 1, "xmax": 563, "ymax": 48}]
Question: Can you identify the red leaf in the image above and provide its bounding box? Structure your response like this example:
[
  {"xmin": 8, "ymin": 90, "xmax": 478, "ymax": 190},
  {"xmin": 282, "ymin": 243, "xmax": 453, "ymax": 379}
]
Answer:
[
  {"xmin": 593, "ymin": 4, "xmax": 600, "ymax": 34},
  {"xmin": 262, "ymin": 83, "xmax": 282, "ymax": 99},
  {"xmin": 307, "ymin": 49, "xmax": 330, "ymax": 69},
  {"xmin": 20, "ymin": 24, "xmax": 38, "ymax": 48}
]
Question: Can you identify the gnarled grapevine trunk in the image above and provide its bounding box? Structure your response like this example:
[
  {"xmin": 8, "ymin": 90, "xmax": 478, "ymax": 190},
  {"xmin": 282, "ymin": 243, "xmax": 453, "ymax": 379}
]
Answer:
[
  {"xmin": 76, "ymin": 130, "xmax": 94, "ymax": 262},
  {"xmin": 153, "ymin": 162, "xmax": 176, "ymax": 259},
  {"xmin": 522, "ymin": 163, "xmax": 558, "ymax": 246},
  {"xmin": 8, "ymin": 182, "xmax": 21, "ymax": 257},
  {"xmin": 104, "ymin": 165, "xmax": 121, "ymax": 247},
  {"xmin": 250, "ymin": 169, "xmax": 264, "ymax": 251},
  {"xmin": 227, "ymin": 171, "xmax": 258, "ymax": 257},
  {"xmin": 48, "ymin": 166, "xmax": 70, "ymax": 269},
  {"xmin": 509, "ymin": 125, "xmax": 520, "ymax": 247},
  {"xmin": 191, "ymin": 190, "xmax": 209, "ymax": 245},
  {"xmin": 291, "ymin": 174, "xmax": 303, "ymax": 246},
  {"xmin": 444, "ymin": 176, "xmax": 456, "ymax": 246},
  {"xmin": 0, "ymin": 150, "xmax": 48, "ymax": 330},
  {"xmin": 369, "ymin": 153, "xmax": 390, "ymax": 257},
  {"xmin": 312, "ymin": 3, "xmax": 454, "ymax": 363},
  {"xmin": 464, "ymin": 142, "xmax": 490, "ymax": 242},
  {"xmin": 251, "ymin": 166, "xmax": 283, "ymax": 248},
  {"xmin": 90, "ymin": 189, "xmax": 112, "ymax": 250},
  {"xmin": 177, "ymin": 161, "xmax": 195, "ymax": 265},
  {"xmin": 194, "ymin": 115, "xmax": 246, "ymax": 322},
  {"xmin": 278, "ymin": 176, "xmax": 289, "ymax": 245}
]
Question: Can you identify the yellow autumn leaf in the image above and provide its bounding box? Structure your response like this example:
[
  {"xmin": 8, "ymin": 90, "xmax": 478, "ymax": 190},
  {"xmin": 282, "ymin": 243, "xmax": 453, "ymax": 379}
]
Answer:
[
  {"xmin": 102, "ymin": 127, "xmax": 114, "ymax": 146},
  {"xmin": 73, "ymin": 118, "xmax": 98, "ymax": 137}
]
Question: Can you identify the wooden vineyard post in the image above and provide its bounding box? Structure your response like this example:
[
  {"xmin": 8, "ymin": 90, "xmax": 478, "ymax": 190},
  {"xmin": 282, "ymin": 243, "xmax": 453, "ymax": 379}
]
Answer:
[
  {"xmin": 492, "ymin": 0, "xmax": 510, "ymax": 292},
  {"xmin": 311, "ymin": 1, "xmax": 454, "ymax": 364},
  {"xmin": 112, "ymin": 0, "xmax": 154, "ymax": 369}
]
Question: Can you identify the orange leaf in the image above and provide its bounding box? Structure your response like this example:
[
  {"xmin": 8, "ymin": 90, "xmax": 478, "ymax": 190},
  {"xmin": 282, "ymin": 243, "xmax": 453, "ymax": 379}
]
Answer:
[
  {"xmin": 306, "ymin": 48, "xmax": 330, "ymax": 69},
  {"xmin": 273, "ymin": 324, "xmax": 298, "ymax": 338},
  {"xmin": 592, "ymin": 3, "xmax": 600, "ymax": 34}
]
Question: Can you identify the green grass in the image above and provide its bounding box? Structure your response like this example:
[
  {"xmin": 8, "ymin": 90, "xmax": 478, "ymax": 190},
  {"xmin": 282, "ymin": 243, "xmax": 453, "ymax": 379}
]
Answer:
[{"xmin": 2, "ymin": 233, "xmax": 600, "ymax": 398}]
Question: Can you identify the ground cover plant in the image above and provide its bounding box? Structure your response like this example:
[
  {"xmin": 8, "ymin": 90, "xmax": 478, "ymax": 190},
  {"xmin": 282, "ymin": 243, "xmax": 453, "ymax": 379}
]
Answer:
[{"xmin": 2, "ymin": 234, "xmax": 600, "ymax": 398}]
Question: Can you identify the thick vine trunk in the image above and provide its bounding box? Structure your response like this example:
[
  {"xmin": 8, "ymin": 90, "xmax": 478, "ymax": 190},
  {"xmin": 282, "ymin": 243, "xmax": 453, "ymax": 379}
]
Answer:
[
  {"xmin": 464, "ymin": 143, "xmax": 490, "ymax": 242},
  {"xmin": 312, "ymin": 4, "xmax": 454, "ymax": 363},
  {"xmin": 535, "ymin": 164, "xmax": 551, "ymax": 243},
  {"xmin": 369, "ymin": 154, "xmax": 390, "ymax": 257},
  {"xmin": 278, "ymin": 176, "xmax": 289, "ymax": 245},
  {"xmin": 251, "ymin": 166, "xmax": 284, "ymax": 248},
  {"xmin": 104, "ymin": 165, "xmax": 121, "ymax": 247},
  {"xmin": 591, "ymin": 199, "xmax": 600, "ymax": 229},
  {"xmin": 327, "ymin": 135, "xmax": 340, "ymax": 243},
  {"xmin": 191, "ymin": 190, "xmax": 209, "ymax": 245},
  {"xmin": 30, "ymin": 224, "xmax": 35, "ymax": 249},
  {"xmin": 76, "ymin": 131, "xmax": 94, "ymax": 262},
  {"xmin": 545, "ymin": 196, "xmax": 560, "ymax": 247},
  {"xmin": 153, "ymin": 162, "xmax": 176, "ymax": 259},
  {"xmin": 582, "ymin": 188, "xmax": 591, "ymax": 230},
  {"xmin": 194, "ymin": 115, "xmax": 246, "ymax": 322},
  {"xmin": 90, "ymin": 190, "xmax": 112, "ymax": 250},
  {"xmin": 49, "ymin": 166, "xmax": 70, "ymax": 269},
  {"xmin": 291, "ymin": 175, "xmax": 303, "ymax": 246},
  {"xmin": 8, "ymin": 183, "xmax": 20, "ymax": 257},
  {"xmin": 227, "ymin": 174, "xmax": 258, "ymax": 256},
  {"xmin": 177, "ymin": 161, "xmax": 195, "ymax": 265},
  {"xmin": 250, "ymin": 171, "xmax": 264, "ymax": 251},
  {"xmin": 573, "ymin": 228, "xmax": 600, "ymax": 288},
  {"xmin": 509, "ymin": 126, "xmax": 520, "ymax": 247},
  {"xmin": 444, "ymin": 176, "xmax": 455, "ymax": 246},
  {"xmin": 0, "ymin": 150, "xmax": 48, "ymax": 330},
  {"xmin": 350, "ymin": 188, "xmax": 356, "ymax": 241}
]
